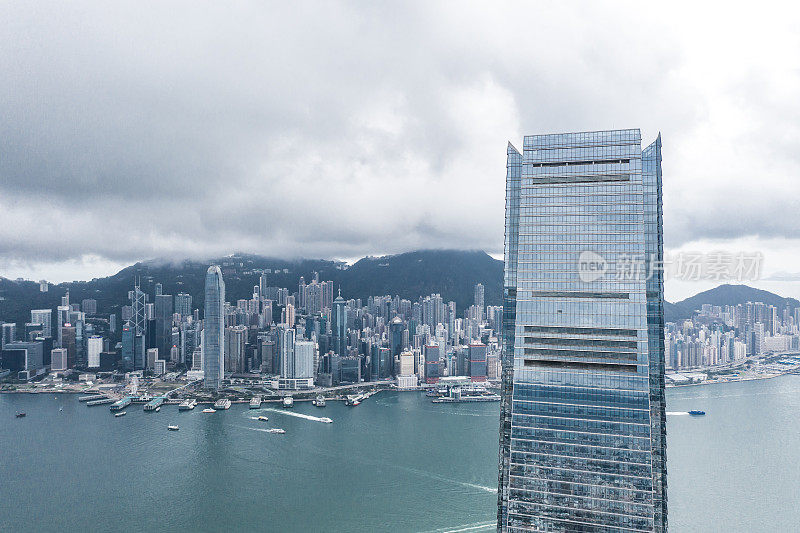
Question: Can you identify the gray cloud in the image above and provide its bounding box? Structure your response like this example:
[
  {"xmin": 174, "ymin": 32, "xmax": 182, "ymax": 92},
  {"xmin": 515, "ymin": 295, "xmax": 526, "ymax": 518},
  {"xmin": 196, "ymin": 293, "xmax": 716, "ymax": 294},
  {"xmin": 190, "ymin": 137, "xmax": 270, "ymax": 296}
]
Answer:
[{"xmin": 1, "ymin": 2, "xmax": 799, "ymax": 281}]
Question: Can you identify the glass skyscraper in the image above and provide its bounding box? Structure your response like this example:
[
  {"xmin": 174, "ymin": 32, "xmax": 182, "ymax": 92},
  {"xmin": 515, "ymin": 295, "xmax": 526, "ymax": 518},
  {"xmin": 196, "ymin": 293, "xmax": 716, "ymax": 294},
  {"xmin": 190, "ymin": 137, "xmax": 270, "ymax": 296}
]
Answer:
[
  {"xmin": 497, "ymin": 130, "xmax": 667, "ymax": 532},
  {"xmin": 203, "ymin": 265, "xmax": 225, "ymax": 390}
]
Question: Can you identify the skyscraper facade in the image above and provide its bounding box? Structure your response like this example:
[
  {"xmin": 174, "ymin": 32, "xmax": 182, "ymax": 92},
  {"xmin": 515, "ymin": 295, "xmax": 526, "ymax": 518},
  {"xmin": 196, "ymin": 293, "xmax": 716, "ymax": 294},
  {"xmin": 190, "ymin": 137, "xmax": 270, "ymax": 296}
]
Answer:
[
  {"xmin": 332, "ymin": 292, "xmax": 347, "ymax": 357},
  {"xmin": 30, "ymin": 310, "xmax": 52, "ymax": 338},
  {"xmin": 203, "ymin": 266, "xmax": 225, "ymax": 390},
  {"xmin": 497, "ymin": 130, "xmax": 667, "ymax": 532},
  {"xmin": 474, "ymin": 283, "xmax": 485, "ymax": 321}
]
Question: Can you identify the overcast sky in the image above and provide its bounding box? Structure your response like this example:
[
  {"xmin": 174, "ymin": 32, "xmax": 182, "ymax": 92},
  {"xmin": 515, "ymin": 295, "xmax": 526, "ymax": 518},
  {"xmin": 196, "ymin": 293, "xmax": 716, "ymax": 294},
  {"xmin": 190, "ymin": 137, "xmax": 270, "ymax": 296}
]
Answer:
[{"xmin": 1, "ymin": 2, "xmax": 799, "ymax": 300}]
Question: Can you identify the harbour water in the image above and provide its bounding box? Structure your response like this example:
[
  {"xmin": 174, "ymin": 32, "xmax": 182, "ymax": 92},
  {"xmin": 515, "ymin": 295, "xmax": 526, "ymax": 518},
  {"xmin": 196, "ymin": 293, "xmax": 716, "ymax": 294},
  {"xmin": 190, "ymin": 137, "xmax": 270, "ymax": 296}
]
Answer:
[{"xmin": 2, "ymin": 376, "xmax": 799, "ymax": 532}]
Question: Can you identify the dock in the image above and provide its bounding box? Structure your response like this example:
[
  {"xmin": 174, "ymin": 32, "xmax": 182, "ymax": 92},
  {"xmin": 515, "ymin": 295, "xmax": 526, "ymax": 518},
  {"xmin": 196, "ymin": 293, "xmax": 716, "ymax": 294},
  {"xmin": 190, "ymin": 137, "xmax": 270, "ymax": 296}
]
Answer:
[
  {"xmin": 144, "ymin": 397, "xmax": 166, "ymax": 411},
  {"xmin": 78, "ymin": 395, "xmax": 106, "ymax": 402},
  {"xmin": 110, "ymin": 397, "xmax": 132, "ymax": 411},
  {"xmin": 86, "ymin": 398, "xmax": 115, "ymax": 406}
]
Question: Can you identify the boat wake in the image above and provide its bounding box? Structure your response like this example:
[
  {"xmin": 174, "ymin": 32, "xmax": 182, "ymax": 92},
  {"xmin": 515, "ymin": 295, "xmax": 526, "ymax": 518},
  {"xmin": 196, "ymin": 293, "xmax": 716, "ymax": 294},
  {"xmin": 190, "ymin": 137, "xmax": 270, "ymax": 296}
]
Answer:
[
  {"xmin": 260, "ymin": 407, "xmax": 332, "ymax": 423},
  {"xmin": 421, "ymin": 520, "xmax": 496, "ymax": 533},
  {"xmin": 666, "ymin": 411, "xmax": 690, "ymax": 416}
]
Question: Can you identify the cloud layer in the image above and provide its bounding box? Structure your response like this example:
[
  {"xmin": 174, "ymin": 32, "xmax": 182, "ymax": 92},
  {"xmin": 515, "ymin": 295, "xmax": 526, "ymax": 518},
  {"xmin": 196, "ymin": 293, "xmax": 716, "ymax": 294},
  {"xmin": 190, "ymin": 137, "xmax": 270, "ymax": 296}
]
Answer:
[{"xmin": 1, "ymin": 2, "xmax": 799, "ymax": 282}]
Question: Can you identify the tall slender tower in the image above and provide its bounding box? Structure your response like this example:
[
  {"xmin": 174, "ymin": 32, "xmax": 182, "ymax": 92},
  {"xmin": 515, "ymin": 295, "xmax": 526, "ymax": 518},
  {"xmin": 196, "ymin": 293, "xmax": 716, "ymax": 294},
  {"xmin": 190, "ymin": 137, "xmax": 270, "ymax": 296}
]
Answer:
[
  {"xmin": 203, "ymin": 266, "xmax": 225, "ymax": 390},
  {"xmin": 497, "ymin": 130, "xmax": 667, "ymax": 532},
  {"xmin": 332, "ymin": 290, "xmax": 347, "ymax": 356}
]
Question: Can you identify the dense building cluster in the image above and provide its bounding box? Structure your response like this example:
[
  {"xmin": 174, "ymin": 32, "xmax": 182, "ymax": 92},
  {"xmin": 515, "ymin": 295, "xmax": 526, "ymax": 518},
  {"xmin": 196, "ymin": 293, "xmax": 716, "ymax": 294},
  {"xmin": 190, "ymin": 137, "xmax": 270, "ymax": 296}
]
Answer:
[
  {"xmin": 0, "ymin": 270, "xmax": 502, "ymax": 390},
  {"xmin": 666, "ymin": 301, "xmax": 800, "ymax": 370}
]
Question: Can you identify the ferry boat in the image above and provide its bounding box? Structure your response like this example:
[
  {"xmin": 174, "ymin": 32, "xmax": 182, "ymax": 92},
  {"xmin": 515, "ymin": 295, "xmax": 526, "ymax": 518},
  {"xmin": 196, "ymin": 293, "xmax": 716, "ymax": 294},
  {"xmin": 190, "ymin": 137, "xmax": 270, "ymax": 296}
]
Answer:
[
  {"xmin": 115, "ymin": 411, "xmax": 127, "ymax": 417},
  {"xmin": 249, "ymin": 396, "xmax": 262, "ymax": 409},
  {"xmin": 168, "ymin": 425, "xmax": 179, "ymax": 431},
  {"xmin": 345, "ymin": 394, "xmax": 364, "ymax": 406},
  {"xmin": 258, "ymin": 415, "xmax": 269, "ymax": 422},
  {"xmin": 282, "ymin": 396, "xmax": 294, "ymax": 408},
  {"xmin": 267, "ymin": 428, "xmax": 285, "ymax": 434},
  {"xmin": 213, "ymin": 399, "xmax": 232, "ymax": 410},
  {"xmin": 110, "ymin": 397, "xmax": 132, "ymax": 411},
  {"xmin": 178, "ymin": 399, "xmax": 197, "ymax": 411},
  {"xmin": 689, "ymin": 410, "xmax": 706, "ymax": 416},
  {"xmin": 202, "ymin": 408, "xmax": 216, "ymax": 413},
  {"xmin": 312, "ymin": 395, "xmax": 326, "ymax": 407}
]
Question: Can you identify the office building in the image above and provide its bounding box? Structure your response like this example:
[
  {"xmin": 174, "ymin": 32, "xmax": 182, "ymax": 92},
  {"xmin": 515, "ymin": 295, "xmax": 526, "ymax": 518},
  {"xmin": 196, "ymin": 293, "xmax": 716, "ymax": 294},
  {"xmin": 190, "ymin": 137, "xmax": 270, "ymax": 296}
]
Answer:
[
  {"xmin": 278, "ymin": 326, "xmax": 296, "ymax": 378},
  {"xmin": 87, "ymin": 335, "xmax": 103, "ymax": 368},
  {"xmin": 497, "ymin": 130, "xmax": 667, "ymax": 531},
  {"xmin": 1, "ymin": 341, "xmax": 44, "ymax": 380},
  {"xmin": 424, "ymin": 344, "xmax": 440, "ymax": 383},
  {"xmin": 81, "ymin": 299, "xmax": 97, "ymax": 315},
  {"xmin": 225, "ymin": 325, "xmax": 248, "ymax": 373},
  {"xmin": 51, "ymin": 348, "xmax": 68, "ymax": 371},
  {"xmin": 2, "ymin": 322, "xmax": 17, "ymax": 347},
  {"xmin": 155, "ymin": 293, "xmax": 173, "ymax": 359},
  {"xmin": 468, "ymin": 343, "xmax": 487, "ymax": 381},
  {"xmin": 294, "ymin": 340, "xmax": 315, "ymax": 379},
  {"xmin": 332, "ymin": 291, "xmax": 347, "ymax": 356},
  {"xmin": 474, "ymin": 283, "xmax": 485, "ymax": 321},
  {"xmin": 203, "ymin": 266, "xmax": 225, "ymax": 390},
  {"xmin": 175, "ymin": 293, "xmax": 192, "ymax": 317},
  {"xmin": 30, "ymin": 310, "xmax": 52, "ymax": 338}
]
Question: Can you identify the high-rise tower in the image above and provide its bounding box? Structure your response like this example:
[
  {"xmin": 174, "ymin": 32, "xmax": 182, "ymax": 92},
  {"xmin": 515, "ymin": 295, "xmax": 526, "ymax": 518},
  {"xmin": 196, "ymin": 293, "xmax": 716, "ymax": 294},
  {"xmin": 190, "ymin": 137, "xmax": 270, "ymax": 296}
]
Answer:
[
  {"xmin": 332, "ymin": 290, "xmax": 347, "ymax": 357},
  {"xmin": 497, "ymin": 130, "xmax": 667, "ymax": 532},
  {"xmin": 203, "ymin": 266, "xmax": 225, "ymax": 390}
]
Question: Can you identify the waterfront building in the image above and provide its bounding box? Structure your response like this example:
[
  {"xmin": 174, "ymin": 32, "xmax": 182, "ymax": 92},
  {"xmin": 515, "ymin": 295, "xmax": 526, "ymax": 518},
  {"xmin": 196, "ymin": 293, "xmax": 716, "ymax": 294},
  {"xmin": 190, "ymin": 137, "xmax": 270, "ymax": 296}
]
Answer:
[
  {"xmin": 278, "ymin": 326, "xmax": 296, "ymax": 378},
  {"xmin": 497, "ymin": 130, "xmax": 667, "ymax": 531},
  {"xmin": 203, "ymin": 266, "xmax": 225, "ymax": 390},
  {"xmin": 468, "ymin": 343, "xmax": 487, "ymax": 381},
  {"xmin": 294, "ymin": 340, "xmax": 315, "ymax": 379},
  {"xmin": 1, "ymin": 341, "xmax": 44, "ymax": 380},
  {"xmin": 50, "ymin": 348, "xmax": 68, "ymax": 371},
  {"xmin": 424, "ymin": 344, "xmax": 441, "ymax": 383}
]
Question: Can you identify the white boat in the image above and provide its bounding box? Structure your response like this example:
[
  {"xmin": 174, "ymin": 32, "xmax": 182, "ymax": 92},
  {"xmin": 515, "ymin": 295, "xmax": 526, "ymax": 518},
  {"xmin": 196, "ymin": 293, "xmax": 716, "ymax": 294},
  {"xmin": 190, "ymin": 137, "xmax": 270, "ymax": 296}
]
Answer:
[
  {"xmin": 282, "ymin": 397, "xmax": 294, "ymax": 408},
  {"xmin": 313, "ymin": 395, "xmax": 326, "ymax": 407},
  {"xmin": 168, "ymin": 425, "xmax": 179, "ymax": 431},
  {"xmin": 267, "ymin": 428, "xmax": 285, "ymax": 434},
  {"xmin": 213, "ymin": 399, "xmax": 232, "ymax": 410},
  {"xmin": 319, "ymin": 417, "xmax": 333, "ymax": 424},
  {"xmin": 249, "ymin": 396, "xmax": 262, "ymax": 409},
  {"xmin": 202, "ymin": 408, "xmax": 216, "ymax": 413},
  {"xmin": 115, "ymin": 411, "xmax": 126, "ymax": 417},
  {"xmin": 178, "ymin": 399, "xmax": 197, "ymax": 411},
  {"xmin": 258, "ymin": 415, "xmax": 269, "ymax": 422}
]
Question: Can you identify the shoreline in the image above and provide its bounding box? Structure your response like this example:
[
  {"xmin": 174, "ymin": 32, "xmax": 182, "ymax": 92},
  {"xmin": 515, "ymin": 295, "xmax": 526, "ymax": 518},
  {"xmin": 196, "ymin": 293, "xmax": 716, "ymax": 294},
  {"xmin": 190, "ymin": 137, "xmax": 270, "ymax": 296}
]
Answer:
[{"xmin": 667, "ymin": 371, "xmax": 797, "ymax": 388}]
